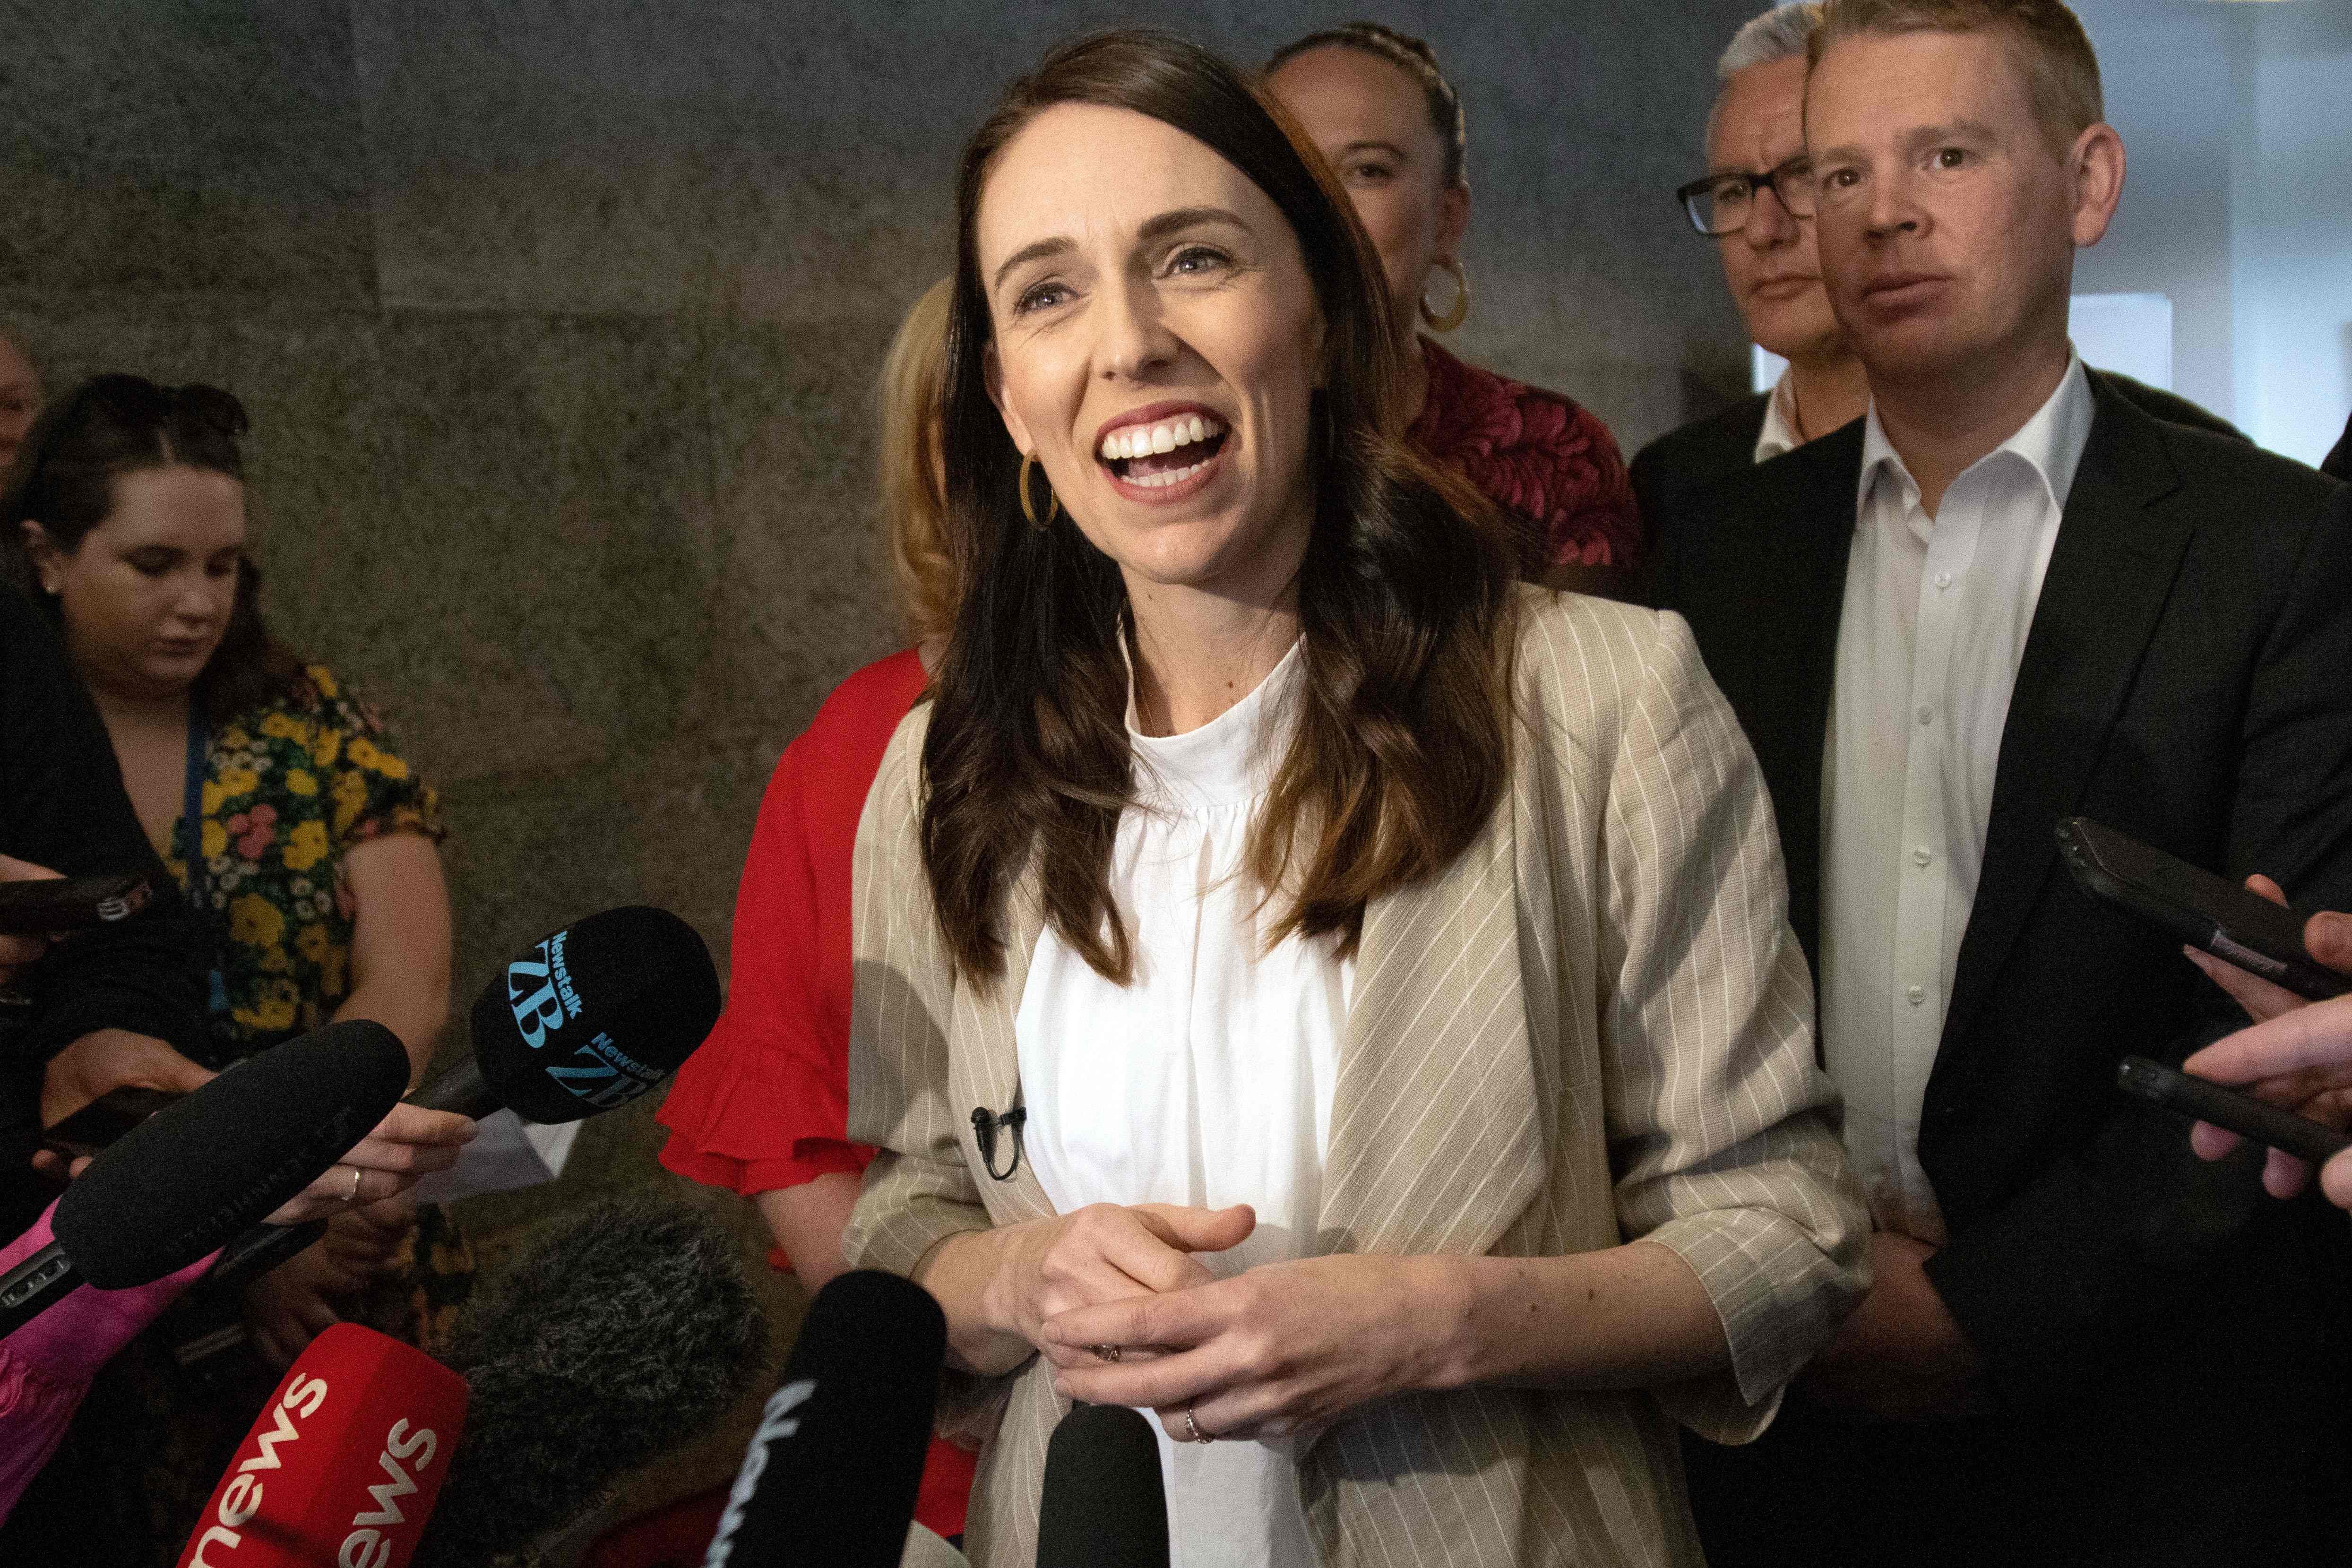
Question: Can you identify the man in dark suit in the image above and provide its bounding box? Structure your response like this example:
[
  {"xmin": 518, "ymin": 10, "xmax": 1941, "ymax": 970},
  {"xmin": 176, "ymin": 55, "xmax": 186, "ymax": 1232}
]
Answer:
[
  {"xmin": 1631, "ymin": 4, "xmax": 2240, "ymax": 539},
  {"xmin": 1645, "ymin": 3, "xmax": 2352, "ymax": 1565},
  {"xmin": 1637, "ymin": 4, "xmax": 1869, "ymax": 522},
  {"xmin": 2328, "ymin": 407, "xmax": 2351, "ymax": 482}
]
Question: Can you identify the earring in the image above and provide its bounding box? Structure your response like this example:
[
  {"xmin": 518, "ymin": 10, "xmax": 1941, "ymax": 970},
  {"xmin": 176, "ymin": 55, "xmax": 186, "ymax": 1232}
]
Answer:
[
  {"xmin": 1018, "ymin": 452, "xmax": 1060, "ymax": 530},
  {"xmin": 1420, "ymin": 258, "xmax": 1471, "ymax": 333}
]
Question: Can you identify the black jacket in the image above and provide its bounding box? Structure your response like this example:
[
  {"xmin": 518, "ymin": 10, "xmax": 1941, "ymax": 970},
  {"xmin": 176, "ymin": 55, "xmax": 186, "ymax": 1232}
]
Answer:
[
  {"xmin": 1630, "ymin": 372, "xmax": 2244, "ymax": 555},
  {"xmin": 1642, "ymin": 374, "xmax": 2352, "ymax": 1566},
  {"xmin": 2327, "ymin": 408, "xmax": 2351, "ymax": 482},
  {"xmin": 0, "ymin": 584, "xmax": 207, "ymax": 1223}
]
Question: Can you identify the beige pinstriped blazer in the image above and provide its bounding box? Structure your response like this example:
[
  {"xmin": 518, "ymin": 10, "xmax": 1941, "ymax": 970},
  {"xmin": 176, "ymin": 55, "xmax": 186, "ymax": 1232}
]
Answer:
[{"xmin": 843, "ymin": 590, "xmax": 1868, "ymax": 1568}]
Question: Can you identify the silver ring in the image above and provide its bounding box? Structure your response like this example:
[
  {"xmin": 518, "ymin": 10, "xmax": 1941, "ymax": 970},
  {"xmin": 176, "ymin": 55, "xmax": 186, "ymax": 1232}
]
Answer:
[
  {"xmin": 1184, "ymin": 1404, "xmax": 1213, "ymax": 1444},
  {"xmin": 1090, "ymin": 1343, "xmax": 1121, "ymax": 1364},
  {"xmin": 345, "ymin": 1165, "xmax": 363, "ymax": 1204}
]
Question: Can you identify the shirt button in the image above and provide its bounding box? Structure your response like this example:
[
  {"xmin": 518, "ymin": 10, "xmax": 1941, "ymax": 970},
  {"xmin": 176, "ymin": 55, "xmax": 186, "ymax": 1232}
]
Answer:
[
  {"xmin": 1916, "ymin": 706, "xmax": 1934, "ymax": 726},
  {"xmin": 1935, "ymin": 572, "xmax": 1954, "ymax": 591},
  {"xmin": 1907, "ymin": 985, "xmax": 1927, "ymax": 1006},
  {"xmin": 1913, "ymin": 846, "xmax": 1934, "ymax": 866}
]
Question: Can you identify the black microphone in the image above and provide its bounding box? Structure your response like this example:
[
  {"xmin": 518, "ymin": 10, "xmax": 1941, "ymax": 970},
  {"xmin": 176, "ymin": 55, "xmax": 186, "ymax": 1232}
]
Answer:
[
  {"xmin": 701, "ymin": 1269, "xmax": 948, "ymax": 1568},
  {"xmin": 0, "ymin": 1019, "xmax": 408, "ymax": 1337},
  {"xmin": 407, "ymin": 1198, "xmax": 768, "ymax": 1567},
  {"xmin": 420, "ymin": 904, "xmax": 721, "ymax": 1121},
  {"xmin": 1035, "ymin": 1404, "xmax": 1170, "ymax": 1568},
  {"xmin": 198, "ymin": 906, "xmax": 723, "ymax": 1295}
]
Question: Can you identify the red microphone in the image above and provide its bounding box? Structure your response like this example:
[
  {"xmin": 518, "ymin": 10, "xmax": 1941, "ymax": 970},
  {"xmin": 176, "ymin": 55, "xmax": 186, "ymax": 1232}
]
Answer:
[{"xmin": 176, "ymin": 1324, "xmax": 468, "ymax": 1568}]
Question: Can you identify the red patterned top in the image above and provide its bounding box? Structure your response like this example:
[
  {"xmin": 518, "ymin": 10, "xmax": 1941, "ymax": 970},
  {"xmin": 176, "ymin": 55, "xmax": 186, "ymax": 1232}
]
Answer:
[{"xmin": 1407, "ymin": 336, "xmax": 1642, "ymax": 571}]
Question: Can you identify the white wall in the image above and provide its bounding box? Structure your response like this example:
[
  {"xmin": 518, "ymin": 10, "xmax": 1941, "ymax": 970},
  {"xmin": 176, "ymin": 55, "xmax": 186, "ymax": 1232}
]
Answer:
[
  {"xmin": 2228, "ymin": 5, "xmax": 2352, "ymax": 466},
  {"xmin": 2075, "ymin": 0, "xmax": 2352, "ymax": 465}
]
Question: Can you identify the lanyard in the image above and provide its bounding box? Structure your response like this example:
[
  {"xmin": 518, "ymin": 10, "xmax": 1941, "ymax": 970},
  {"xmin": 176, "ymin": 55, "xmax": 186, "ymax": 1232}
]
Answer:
[{"xmin": 181, "ymin": 701, "xmax": 230, "ymax": 1019}]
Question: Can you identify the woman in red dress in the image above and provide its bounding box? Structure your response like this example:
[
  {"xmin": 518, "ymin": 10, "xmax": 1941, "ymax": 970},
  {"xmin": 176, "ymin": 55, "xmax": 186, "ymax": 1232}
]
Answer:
[
  {"xmin": 1265, "ymin": 22, "xmax": 1640, "ymax": 590},
  {"xmin": 651, "ymin": 276, "xmax": 975, "ymax": 1542}
]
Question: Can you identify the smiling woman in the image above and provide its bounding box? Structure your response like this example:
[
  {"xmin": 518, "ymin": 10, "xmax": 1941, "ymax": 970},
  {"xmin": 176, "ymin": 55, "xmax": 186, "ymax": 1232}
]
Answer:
[{"xmin": 841, "ymin": 29, "xmax": 1867, "ymax": 1568}]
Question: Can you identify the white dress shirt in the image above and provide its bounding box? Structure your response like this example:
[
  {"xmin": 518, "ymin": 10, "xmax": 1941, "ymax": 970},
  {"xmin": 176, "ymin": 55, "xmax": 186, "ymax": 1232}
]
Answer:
[
  {"xmin": 1755, "ymin": 367, "xmax": 1805, "ymax": 464},
  {"xmin": 1818, "ymin": 355, "xmax": 2094, "ymax": 1242},
  {"xmin": 1017, "ymin": 638, "xmax": 1344, "ymax": 1568}
]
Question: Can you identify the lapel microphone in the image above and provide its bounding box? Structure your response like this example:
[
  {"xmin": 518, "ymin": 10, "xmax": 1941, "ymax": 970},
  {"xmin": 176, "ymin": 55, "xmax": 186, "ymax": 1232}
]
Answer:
[{"xmin": 970, "ymin": 1103, "xmax": 1026, "ymax": 1181}]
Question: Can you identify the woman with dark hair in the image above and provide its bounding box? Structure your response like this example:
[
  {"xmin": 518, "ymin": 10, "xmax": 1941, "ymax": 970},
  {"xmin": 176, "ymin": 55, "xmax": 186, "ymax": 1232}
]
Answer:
[
  {"xmin": 1263, "ymin": 22, "xmax": 1641, "ymax": 590},
  {"xmin": 1, "ymin": 374, "xmax": 467, "ymax": 1563},
  {"xmin": 843, "ymin": 30, "xmax": 1864, "ymax": 1568}
]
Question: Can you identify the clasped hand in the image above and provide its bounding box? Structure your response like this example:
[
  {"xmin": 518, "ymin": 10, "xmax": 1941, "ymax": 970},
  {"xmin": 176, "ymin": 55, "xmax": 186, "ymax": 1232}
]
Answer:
[{"xmin": 997, "ymin": 1201, "xmax": 1458, "ymax": 1447}]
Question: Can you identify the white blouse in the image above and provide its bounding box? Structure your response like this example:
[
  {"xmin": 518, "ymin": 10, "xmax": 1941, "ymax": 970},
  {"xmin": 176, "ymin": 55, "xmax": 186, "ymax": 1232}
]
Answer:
[{"xmin": 1015, "ymin": 639, "xmax": 1347, "ymax": 1568}]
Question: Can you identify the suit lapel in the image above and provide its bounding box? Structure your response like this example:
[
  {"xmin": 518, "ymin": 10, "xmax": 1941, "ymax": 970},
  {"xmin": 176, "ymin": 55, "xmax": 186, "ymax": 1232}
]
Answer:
[
  {"xmin": 958, "ymin": 859, "xmax": 1055, "ymax": 1225},
  {"xmin": 1318, "ymin": 797, "xmax": 1546, "ymax": 1258},
  {"xmin": 1689, "ymin": 422, "xmax": 1862, "ymax": 964},
  {"xmin": 1941, "ymin": 384, "xmax": 2192, "ymax": 1049}
]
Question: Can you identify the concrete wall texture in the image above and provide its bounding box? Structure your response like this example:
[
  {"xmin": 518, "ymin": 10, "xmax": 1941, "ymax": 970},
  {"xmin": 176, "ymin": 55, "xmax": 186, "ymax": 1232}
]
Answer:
[{"xmin": 0, "ymin": 0, "xmax": 1757, "ymax": 1536}]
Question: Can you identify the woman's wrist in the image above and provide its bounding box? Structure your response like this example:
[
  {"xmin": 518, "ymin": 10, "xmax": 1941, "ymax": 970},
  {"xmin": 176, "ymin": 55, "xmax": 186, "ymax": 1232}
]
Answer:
[
  {"xmin": 1387, "ymin": 1253, "xmax": 1483, "ymax": 1394},
  {"xmin": 918, "ymin": 1223, "xmax": 1037, "ymax": 1376}
]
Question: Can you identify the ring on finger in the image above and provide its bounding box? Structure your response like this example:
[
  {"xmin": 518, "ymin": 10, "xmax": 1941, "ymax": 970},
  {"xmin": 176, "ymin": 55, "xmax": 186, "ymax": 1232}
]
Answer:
[
  {"xmin": 1183, "ymin": 1403, "xmax": 1214, "ymax": 1444},
  {"xmin": 1090, "ymin": 1343, "xmax": 1121, "ymax": 1364},
  {"xmin": 345, "ymin": 1165, "xmax": 363, "ymax": 1204}
]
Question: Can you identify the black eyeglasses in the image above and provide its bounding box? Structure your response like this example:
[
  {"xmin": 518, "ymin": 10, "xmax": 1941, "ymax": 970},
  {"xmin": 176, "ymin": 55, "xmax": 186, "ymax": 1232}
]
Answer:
[{"xmin": 1675, "ymin": 155, "xmax": 1816, "ymax": 237}]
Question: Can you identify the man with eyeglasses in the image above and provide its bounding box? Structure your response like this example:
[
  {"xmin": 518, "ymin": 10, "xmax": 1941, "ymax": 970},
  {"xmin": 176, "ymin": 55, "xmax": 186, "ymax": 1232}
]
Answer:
[
  {"xmin": 1646, "ymin": 3, "xmax": 2352, "ymax": 1566},
  {"xmin": 1636, "ymin": 4, "xmax": 2235, "ymax": 546},
  {"xmin": 1638, "ymin": 3, "xmax": 1866, "ymax": 520}
]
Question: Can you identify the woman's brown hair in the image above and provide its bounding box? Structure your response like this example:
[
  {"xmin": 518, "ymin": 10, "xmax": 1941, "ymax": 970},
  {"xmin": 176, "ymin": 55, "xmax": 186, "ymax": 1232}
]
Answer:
[
  {"xmin": 922, "ymin": 28, "xmax": 1519, "ymax": 987},
  {"xmin": 1, "ymin": 373, "xmax": 305, "ymax": 723},
  {"xmin": 875, "ymin": 276, "xmax": 960, "ymax": 644}
]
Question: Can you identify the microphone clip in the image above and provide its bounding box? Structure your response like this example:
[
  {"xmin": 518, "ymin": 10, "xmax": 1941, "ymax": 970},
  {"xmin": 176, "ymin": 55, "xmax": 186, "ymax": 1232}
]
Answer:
[{"xmin": 970, "ymin": 1104, "xmax": 1026, "ymax": 1182}]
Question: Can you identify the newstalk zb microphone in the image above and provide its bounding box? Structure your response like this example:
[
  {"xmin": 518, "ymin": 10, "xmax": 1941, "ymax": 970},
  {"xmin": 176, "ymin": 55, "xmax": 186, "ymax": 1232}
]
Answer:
[
  {"xmin": 426, "ymin": 904, "xmax": 722, "ymax": 1122},
  {"xmin": 701, "ymin": 1270, "xmax": 948, "ymax": 1568},
  {"xmin": 0, "ymin": 1019, "xmax": 409, "ymax": 1337},
  {"xmin": 1035, "ymin": 1404, "xmax": 1171, "ymax": 1568},
  {"xmin": 174, "ymin": 1322, "xmax": 467, "ymax": 1568},
  {"xmin": 201, "ymin": 906, "xmax": 723, "ymax": 1294}
]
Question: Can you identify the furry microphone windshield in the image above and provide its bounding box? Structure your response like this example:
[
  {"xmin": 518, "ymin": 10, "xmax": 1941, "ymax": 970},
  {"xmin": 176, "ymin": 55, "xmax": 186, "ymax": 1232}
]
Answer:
[{"xmin": 409, "ymin": 1198, "xmax": 769, "ymax": 1567}]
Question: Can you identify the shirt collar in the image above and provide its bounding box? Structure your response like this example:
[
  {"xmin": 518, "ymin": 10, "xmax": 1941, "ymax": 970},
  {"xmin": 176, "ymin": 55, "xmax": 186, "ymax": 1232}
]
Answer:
[
  {"xmin": 1755, "ymin": 368, "xmax": 1803, "ymax": 465},
  {"xmin": 1855, "ymin": 350, "xmax": 2095, "ymax": 522}
]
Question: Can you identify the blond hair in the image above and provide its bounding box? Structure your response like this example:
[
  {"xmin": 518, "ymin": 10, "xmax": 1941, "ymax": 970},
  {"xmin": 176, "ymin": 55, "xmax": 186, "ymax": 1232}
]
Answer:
[
  {"xmin": 876, "ymin": 276, "xmax": 959, "ymax": 644},
  {"xmin": 1813, "ymin": 0, "xmax": 2103, "ymax": 153}
]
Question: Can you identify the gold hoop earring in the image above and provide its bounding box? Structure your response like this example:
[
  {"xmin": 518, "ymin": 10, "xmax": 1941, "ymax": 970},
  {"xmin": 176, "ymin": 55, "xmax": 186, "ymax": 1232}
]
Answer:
[
  {"xmin": 1018, "ymin": 452, "xmax": 1060, "ymax": 529},
  {"xmin": 1420, "ymin": 258, "xmax": 1470, "ymax": 333}
]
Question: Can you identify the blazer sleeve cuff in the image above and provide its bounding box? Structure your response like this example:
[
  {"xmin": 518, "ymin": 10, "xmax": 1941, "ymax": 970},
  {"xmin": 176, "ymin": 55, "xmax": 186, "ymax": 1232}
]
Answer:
[
  {"xmin": 843, "ymin": 1151, "xmax": 1017, "ymax": 1443},
  {"xmin": 1646, "ymin": 1194, "xmax": 1866, "ymax": 1441}
]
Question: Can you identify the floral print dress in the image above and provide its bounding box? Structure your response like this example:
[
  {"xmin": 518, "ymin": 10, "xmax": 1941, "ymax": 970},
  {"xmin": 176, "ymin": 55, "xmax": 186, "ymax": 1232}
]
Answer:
[
  {"xmin": 12, "ymin": 664, "xmax": 477, "ymax": 1568},
  {"xmin": 155, "ymin": 663, "xmax": 443, "ymax": 1068}
]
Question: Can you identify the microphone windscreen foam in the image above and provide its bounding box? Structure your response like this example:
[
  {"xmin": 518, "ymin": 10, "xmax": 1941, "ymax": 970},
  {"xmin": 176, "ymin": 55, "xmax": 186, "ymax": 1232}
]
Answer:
[
  {"xmin": 1036, "ymin": 1404, "xmax": 1170, "ymax": 1568},
  {"xmin": 410, "ymin": 1199, "xmax": 767, "ymax": 1567},
  {"xmin": 56, "ymin": 1018, "xmax": 409, "ymax": 1289},
  {"xmin": 173, "ymin": 1323, "xmax": 467, "ymax": 1568},
  {"xmin": 466, "ymin": 905, "xmax": 721, "ymax": 1123},
  {"xmin": 704, "ymin": 1269, "xmax": 947, "ymax": 1568}
]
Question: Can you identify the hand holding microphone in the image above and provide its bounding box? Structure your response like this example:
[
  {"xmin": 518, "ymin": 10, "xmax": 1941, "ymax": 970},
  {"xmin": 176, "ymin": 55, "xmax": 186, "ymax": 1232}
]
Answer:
[
  {"xmin": 199, "ymin": 906, "xmax": 723, "ymax": 1301},
  {"xmin": 0, "ymin": 1018, "xmax": 413, "ymax": 1339}
]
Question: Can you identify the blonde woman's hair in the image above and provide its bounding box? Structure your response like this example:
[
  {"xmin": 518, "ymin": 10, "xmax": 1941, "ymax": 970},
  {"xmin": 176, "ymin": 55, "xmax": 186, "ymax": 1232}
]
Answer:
[{"xmin": 877, "ymin": 276, "xmax": 959, "ymax": 644}]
